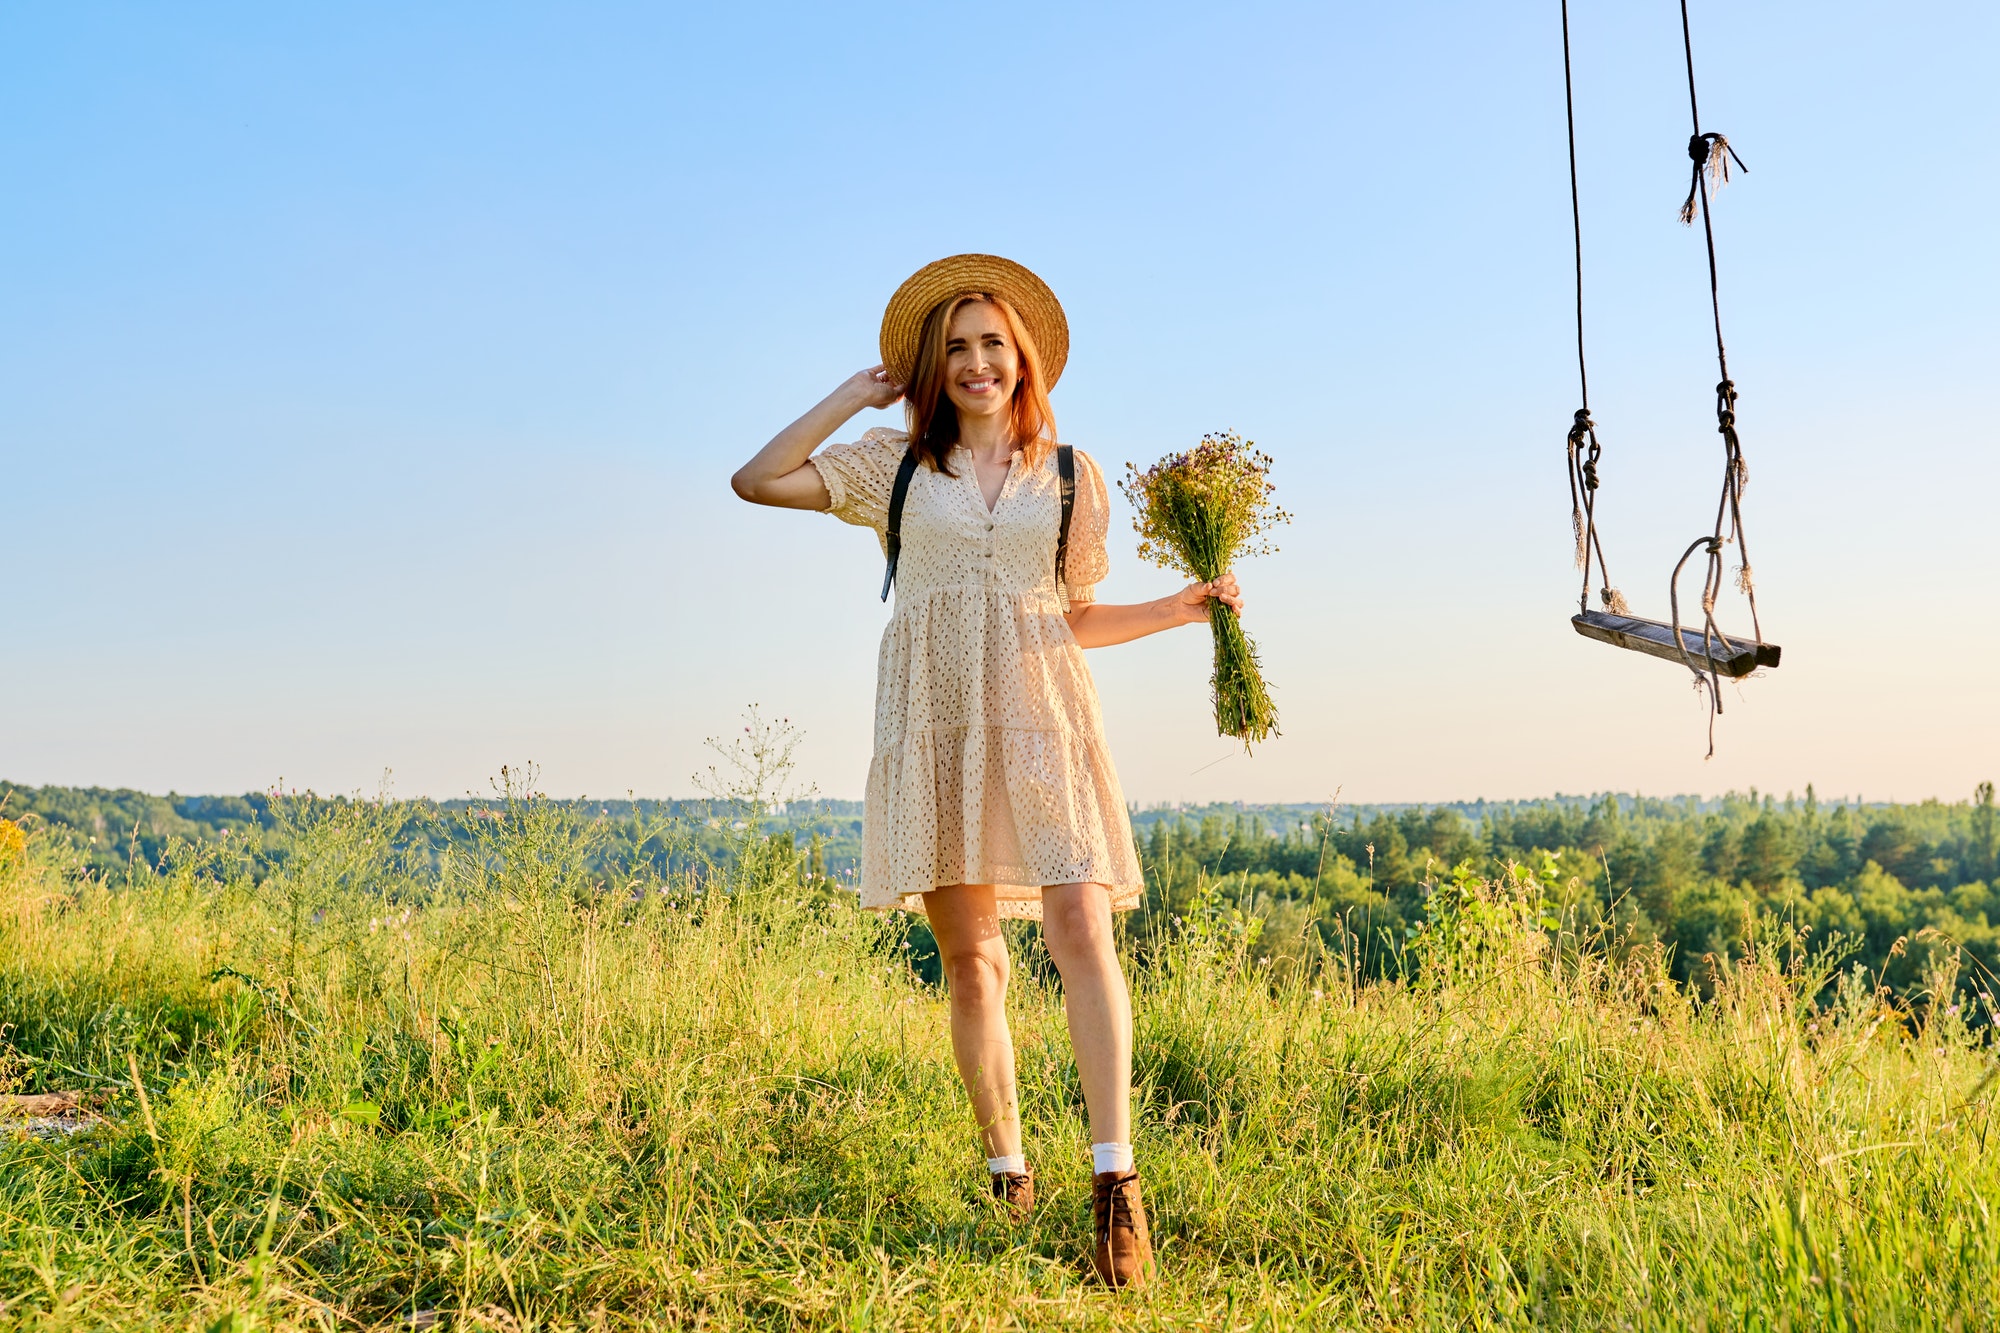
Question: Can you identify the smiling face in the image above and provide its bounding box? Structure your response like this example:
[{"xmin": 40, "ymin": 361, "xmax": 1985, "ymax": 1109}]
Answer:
[
  {"xmin": 940, "ymin": 300, "xmax": 1020, "ymax": 428},
  {"xmin": 903, "ymin": 291, "xmax": 1056, "ymax": 473}
]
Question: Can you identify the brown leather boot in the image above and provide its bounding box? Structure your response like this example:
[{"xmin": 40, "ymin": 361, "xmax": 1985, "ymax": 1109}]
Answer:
[
  {"xmin": 990, "ymin": 1168, "xmax": 1035, "ymax": 1220},
  {"xmin": 1090, "ymin": 1169, "xmax": 1155, "ymax": 1288}
]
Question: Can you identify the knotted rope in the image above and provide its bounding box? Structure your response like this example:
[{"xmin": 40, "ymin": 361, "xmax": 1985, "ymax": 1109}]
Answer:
[
  {"xmin": 1567, "ymin": 409, "xmax": 1629, "ymax": 615},
  {"xmin": 1670, "ymin": 0, "xmax": 1766, "ymax": 757},
  {"xmin": 1560, "ymin": 0, "xmax": 1628, "ymax": 618},
  {"xmin": 1678, "ymin": 132, "xmax": 1747, "ymax": 226}
]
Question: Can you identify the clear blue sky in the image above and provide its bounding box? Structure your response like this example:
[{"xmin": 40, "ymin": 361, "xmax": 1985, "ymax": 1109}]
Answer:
[{"xmin": 3, "ymin": 1, "xmax": 1995, "ymax": 805}]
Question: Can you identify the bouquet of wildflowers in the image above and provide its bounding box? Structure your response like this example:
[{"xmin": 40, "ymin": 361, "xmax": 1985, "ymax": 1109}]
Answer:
[{"xmin": 1121, "ymin": 432, "xmax": 1289, "ymax": 748}]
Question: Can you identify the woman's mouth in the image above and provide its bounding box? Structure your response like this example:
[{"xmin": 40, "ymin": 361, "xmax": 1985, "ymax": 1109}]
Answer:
[{"xmin": 959, "ymin": 377, "xmax": 999, "ymax": 395}]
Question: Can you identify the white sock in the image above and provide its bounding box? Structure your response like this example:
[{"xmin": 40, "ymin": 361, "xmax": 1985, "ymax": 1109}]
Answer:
[
  {"xmin": 986, "ymin": 1154, "xmax": 1026, "ymax": 1175},
  {"xmin": 1091, "ymin": 1141, "xmax": 1134, "ymax": 1175}
]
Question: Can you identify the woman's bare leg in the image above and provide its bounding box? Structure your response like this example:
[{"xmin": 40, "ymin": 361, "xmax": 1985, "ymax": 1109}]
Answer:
[
  {"xmin": 923, "ymin": 883, "xmax": 1021, "ymax": 1159},
  {"xmin": 1039, "ymin": 882, "xmax": 1133, "ymax": 1147}
]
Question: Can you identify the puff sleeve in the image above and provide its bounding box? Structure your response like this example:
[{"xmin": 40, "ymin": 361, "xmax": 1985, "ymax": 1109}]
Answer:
[
  {"xmin": 810, "ymin": 427, "xmax": 912, "ymax": 534},
  {"xmin": 1063, "ymin": 448, "xmax": 1113, "ymax": 605}
]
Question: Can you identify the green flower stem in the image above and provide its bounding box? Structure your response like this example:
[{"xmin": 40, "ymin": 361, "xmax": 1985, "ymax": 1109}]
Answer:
[{"xmin": 1208, "ymin": 600, "xmax": 1278, "ymax": 748}]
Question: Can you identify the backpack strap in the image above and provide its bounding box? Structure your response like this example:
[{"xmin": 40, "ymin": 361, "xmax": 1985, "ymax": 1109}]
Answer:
[
  {"xmin": 1055, "ymin": 444, "xmax": 1076, "ymax": 605},
  {"xmin": 880, "ymin": 447, "xmax": 922, "ymax": 602}
]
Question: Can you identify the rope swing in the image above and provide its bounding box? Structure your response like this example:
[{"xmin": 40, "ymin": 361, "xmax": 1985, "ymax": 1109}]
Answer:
[{"xmin": 1560, "ymin": 0, "xmax": 1781, "ymax": 756}]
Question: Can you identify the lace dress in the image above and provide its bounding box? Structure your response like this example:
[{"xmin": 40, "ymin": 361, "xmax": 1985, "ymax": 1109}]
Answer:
[{"xmin": 811, "ymin": 427, "xmax": 1144, "ymax": 919}]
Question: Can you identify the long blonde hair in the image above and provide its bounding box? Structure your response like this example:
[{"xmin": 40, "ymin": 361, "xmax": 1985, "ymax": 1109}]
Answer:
[{"xmin": 904, "ymin": 293, "xmax": 1058, "ymax": 475}]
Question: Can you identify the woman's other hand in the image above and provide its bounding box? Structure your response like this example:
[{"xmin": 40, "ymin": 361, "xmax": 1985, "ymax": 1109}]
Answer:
[
  {"xmin": 733, "ymin": 367, "xmax": 904, "ymax": 508},
  {"xmin": 841, "ymin": 364, "xmax": 904, "ymax": 411},
  {"xmin": 1175, "ymin": 573, "xmax": 1243, "ymax": 624}
]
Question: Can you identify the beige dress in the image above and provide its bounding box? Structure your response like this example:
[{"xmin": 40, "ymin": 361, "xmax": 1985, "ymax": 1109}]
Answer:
[{"xmin": 811, "ymin": 427, "xmax": 1145, "ymax": 920}]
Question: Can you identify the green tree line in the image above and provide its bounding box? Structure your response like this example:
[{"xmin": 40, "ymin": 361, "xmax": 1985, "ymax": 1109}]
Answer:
[
  {"xmin": 6, "ymin": 777, "xmax": 1996, "ymax": 998},
  {"xmin": 0, "ymin": 780, "xmax": 866, "ymax": 885}
]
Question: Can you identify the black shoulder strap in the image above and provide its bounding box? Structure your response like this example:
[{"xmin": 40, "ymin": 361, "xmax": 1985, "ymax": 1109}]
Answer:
[
  {"xmin": 880, "ymin": 448, "xmax": 921, "ymax": 602},
  {"xmin": 1055, "ymin": 444, "xmax": 1076, "ymax": 598}
]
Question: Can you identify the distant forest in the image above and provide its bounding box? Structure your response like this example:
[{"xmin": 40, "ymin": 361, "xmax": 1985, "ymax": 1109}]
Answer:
[
  {"xmin": 1129, "ymin": 787, "xmax": 2000, "ymax": 998},
  {"xmin": 5, "ymin": 778, "xmax": 1996, "ymax": 997},
  {"xmin": 0, "ymin": 782, "xmax": 863, "ymax": 877}
]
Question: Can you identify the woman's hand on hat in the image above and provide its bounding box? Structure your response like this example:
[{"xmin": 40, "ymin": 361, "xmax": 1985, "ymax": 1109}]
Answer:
[
  {"xmin": 1175, "ymin": 573, "xmax": 1244, "ymax": 623},
  {"xmin": 841, "ymin": 364, "xmax": 904, "ymax": 411}
]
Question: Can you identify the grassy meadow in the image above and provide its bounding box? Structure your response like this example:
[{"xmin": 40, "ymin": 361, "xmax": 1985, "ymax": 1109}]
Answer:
[{"xmin": 2, "ymin": 771, "xmax": 1999, "ymax": 1331}]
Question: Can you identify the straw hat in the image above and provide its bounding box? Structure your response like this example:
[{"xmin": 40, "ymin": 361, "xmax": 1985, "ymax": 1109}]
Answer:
[{"xmin": 878, "ymin": 254, "xmax": 1069, "ymax": 390}]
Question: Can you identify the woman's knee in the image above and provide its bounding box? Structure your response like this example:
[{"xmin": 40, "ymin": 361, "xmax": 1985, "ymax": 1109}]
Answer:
[
  {"xmin": 941, "ymin": 941, "xmax": 1011, "ymax": 1005},
  {"xmin": 1043, "ymin": 885, "xmax": 1115, "ymax": 964}
]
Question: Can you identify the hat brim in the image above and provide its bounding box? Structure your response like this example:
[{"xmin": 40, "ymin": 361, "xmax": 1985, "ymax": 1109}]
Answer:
[{"xmin": 879, "ymin": 254, "xmax": 1069, "ymax": 391}]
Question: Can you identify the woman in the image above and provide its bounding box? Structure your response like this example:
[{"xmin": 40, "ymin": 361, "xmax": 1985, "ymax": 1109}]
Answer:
[{"xmin": 731, "ymin": 254, "xmax": 1242, "ymax": 1289}]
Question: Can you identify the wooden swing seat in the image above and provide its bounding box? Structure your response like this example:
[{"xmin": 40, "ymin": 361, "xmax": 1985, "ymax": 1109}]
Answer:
[{"xmin": 1572, "ymin": 609, "xmax": 1780, "ymax": 679}]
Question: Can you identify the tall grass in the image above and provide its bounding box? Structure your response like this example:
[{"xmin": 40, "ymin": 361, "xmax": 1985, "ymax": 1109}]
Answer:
[{"xmin": 2, "ymin": 775, "xmax": 1997, "ymax": 1331}]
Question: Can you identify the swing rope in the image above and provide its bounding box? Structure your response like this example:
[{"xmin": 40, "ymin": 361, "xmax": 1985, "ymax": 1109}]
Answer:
[
  {"xmin": 1670, "ymin": 0, "xmax": 1764, "ymax": 757},
  {"xmin": 1560, "ymin": 0, "xmax": 1628, "ymax": 620}
]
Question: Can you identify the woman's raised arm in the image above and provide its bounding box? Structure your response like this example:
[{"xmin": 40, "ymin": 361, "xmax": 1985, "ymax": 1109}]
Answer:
[{"xmin": 731, "ymin": 367, "xmax": 903, "ymax": 509}]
